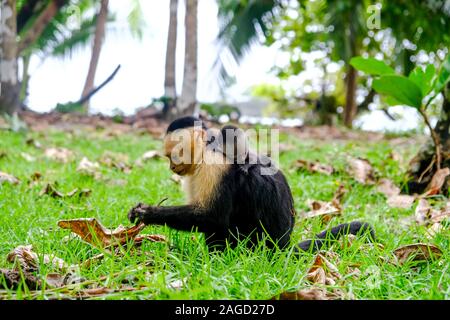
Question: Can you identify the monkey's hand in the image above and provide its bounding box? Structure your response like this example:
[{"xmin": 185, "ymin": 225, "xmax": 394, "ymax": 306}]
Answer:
[{"xmin": 128, "ymin": 203, "xmax": 156, "ymax": 225}]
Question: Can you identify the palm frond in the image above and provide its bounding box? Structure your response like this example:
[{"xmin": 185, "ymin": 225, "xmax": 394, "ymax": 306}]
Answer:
[{"xmin": 216, "ymin": 0, "xmax": 281, "ymax": 84}]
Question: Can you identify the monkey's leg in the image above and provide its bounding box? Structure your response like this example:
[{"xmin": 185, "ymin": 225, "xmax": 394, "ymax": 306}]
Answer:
[
  {"xmin": 128, "ymin": 204, "xmax": 229, "ymax": 233},
  {"xmin": 296, "ymin": 221, "xmax": 376, "ymax": 253}
]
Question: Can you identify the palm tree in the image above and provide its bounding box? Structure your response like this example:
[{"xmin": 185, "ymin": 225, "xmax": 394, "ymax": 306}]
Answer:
[
  {"xmin": 216, "ymin": 0, "xmax": 280, "ymax": 84},
  {"xmin": 0, "ymin": 0, "xmax": 19, "ymax": 115},
  {"xmin": 80, "ymin": 0, "xmax": 109, "ymax": 111},
  {"xmin": 177, "ymin": 0, "xmax": 198, "ymax": 116},
  {"xmin": 163, "ymin": 0, "xmax": 178, "ymax": 119}
]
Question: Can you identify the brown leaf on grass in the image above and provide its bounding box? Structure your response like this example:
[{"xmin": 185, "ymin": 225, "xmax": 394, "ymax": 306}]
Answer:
[
  {"xmin": 294, "ymin": 159, "xmax": 334, "ymax": 176},
  {"xmin": 31, "ymin": 172, "xmax": 42, "ymax": 181},
  {"xmin": 0, "ymin": 171, "xmax": 20, "ymax": 185},
  {"xmin": 57, "ymin": 218, "xmax": 147, "ymax": 248},
  {"xmin": 302, "ymin": 200, "xmax": 341, "ymax": 222},
  {"xmin": 426, "ymin": 223, "xmax": 444, "ymax": 239},
  {"xmin": 272, "ymin": 288, "xmax": 342, "ymax": 300},
  {"xmin": 415, "ymin": 199, "xmax": 433, "ymax": 226},
  {"xmin": 376, "ymin": 178, "xmax": 400, "ymax": 197},
  {"xmin": 347, "ymin": 157, "xmax": 376, "ymax": 184},
  {"xmin": 39, "ymin": 183, "xmax": 91, "ymax": 199},
  {"xmin": 134, "ymin": 234, "xmax": 167, "ymax": 245},
  {"xmin": 77, "ymin": 157, "xmax": 102, "ymax": 179},
  {"xmin": 386, "ymin": 195, "xmax": 415, "ymax": 209},
  {"xmin": 44, "ymin": 147, "xmax": 73, "ymax": 163},
  {"xmin": 100, "ymin": 151, "xmax": 132, "ymax": 174},
  {"xmin": 306, "ymin": 254, "xmax": 342, "ymax": 286},
  {"xmin": 332, "ymin": 184, "xmax": 347, "ymax": 204},
  {"xmin": 414, "ymin": 199, "xmax": 450, "ymax": 226},
  {"xmin": 392, "ymin": 243, "xmax": 443, "ymax": 265},
  {"xmin": 423, "ymin": 168, "xmax": 450, "ymax": 196},
  {"xmin": 135, "ymin": 150, "xmax": 164, "ymax": 166},
  {"xmin": 7, "ymin": 245, "xmax": 69, "ymax": 272},
  {"xmin": 0, "ymin": 268, "xmax": 41, "ymax": 290},
  {"xmin": 302, "ymin": 185, "xmax": 346, "ymax": 223},
  {"xmin": 45, "ymin": 272, "xmax": 85, "ymax": 288}
]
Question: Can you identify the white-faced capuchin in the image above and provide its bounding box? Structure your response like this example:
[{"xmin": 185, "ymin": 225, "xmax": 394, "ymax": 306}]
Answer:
[{"xmin": 128, "ymin": 116, "xmax": 375, "ymax": 253}]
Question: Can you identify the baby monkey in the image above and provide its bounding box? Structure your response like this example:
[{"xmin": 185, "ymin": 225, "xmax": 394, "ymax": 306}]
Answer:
[{"xmin": 128, "ymin": 116, "xmax": 375, "ymax": 252}]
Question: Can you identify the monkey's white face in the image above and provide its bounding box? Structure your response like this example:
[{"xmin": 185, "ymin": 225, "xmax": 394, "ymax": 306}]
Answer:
[{"xmin": 163, "ymin": 128, "xmax": 206, "ymax": 176}]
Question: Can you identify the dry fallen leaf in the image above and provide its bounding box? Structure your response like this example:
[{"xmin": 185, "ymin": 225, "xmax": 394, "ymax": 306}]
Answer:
[
  {"xmin": 306, "ymin": 253, "xmax": 342, "ymax": 286},
  {"xmin": 57, "ymin": 218, "xmax": 148, "ymax": 248},
  {"xmin": 294, "ymin": 159, "xmax": 334, "ymax": 176},
  {"xmin": 415, "ymin": 199, "xmax": 433, "ymax": 226},
  {"xmin": 100, "ymin": 151, "xmax": 132, "ymax": 174},
  {"xmin": 77, "ymin": 157, "xmax": 102, "ymax": 179},
  {"xmin": 58, "ymin": 218, "xmax": 167, "ymax": 248},
  {"xmin": 302, "ymin": 200, "xmax": 341, "ymax": 222},
  {"xmin": 272, "ymin": 288, "xmax": 342, "ymax": 300},
  {"xmin": 44, "ymin": 147, "xmax": 73, "ymax": 163},
  {"xmin": 39, "ymin": 183, "xmax": 91, "ymax": 198},
  {"xmin": 376, "ymin": 178, "xmax": 400, "ymax": 197},
  {"xmin": 302, "ymin": 185, "xmax": 346, "ymax": 223},
  {"xmin": 44, "ymin": 271, "xmax": 85, "ymax": 288},
  {"xmin": 386, "ymin": 195, "xmax": 415, "ymax": 209},
  {"xmin": 347, "ymin": 157, "xmax": 376, "ymax": 184},
  {"xmin": 135, "ymin": 150, "xmax": 164, "ymax": 166},
  {"xmin": 423, "ymin": 168, "xmax": 450, "ymax": 196},
  {"xmin": 426, "ymin": 223, "xmax": 444, "ymax": 239},
  {"xmin": 0, "ymin": 171, "xmax": 20, "ymax": 185},
  {"xmin": 392, "ymin": 243, "xmax": 443, "ymax": 265},
  {"xmin": 414, "ymin": 199, "xmax": 450, "ymax": 226},
  {"xmin": 0, "ymin": 268, "xmax": 41, "ymax": 290},
  {"xmin": 7, "ymin": 245, "xmax": 69, "ymax": 272}
]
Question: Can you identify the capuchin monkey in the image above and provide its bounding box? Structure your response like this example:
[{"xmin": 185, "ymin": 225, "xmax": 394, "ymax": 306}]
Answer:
[{"xmin": 128, "ymin": 116, "xmax": 375, "ymax": 253}]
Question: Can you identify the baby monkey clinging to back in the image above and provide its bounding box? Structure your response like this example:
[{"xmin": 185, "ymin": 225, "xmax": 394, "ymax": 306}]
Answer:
[{"xmin": 128, "ymin": 116, "xmax": 375, "ymax": 252}]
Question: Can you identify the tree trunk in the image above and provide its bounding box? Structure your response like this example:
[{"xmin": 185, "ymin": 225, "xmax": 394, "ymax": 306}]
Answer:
[
  {"xmin": 343, "ymin": 65, "xmax": 357, "ymax": 128},
  {"xmin": 0, "ymin": 0, "xmax": 19, "ymax": 115},
  {"xmin": 19, "ymin": 53, "xmax": 31, "ymax": 104},
  {"xmin": 406, "ymin": 83, "xmax": 450, "ymax": 194},
  {"xmin": 177, "ymin": 0, "xmax": 197, "ymax": 117},
  {"xmin": 17, "ymin": 0, "xmax": 68, "ymax": 54},
  {"xmin": 80, "ymin": 0, "xmax": 109, "ymax": 112},
  {"xmin": 163, "ymin": 0, "xmax": 178, "ymax": 119}
]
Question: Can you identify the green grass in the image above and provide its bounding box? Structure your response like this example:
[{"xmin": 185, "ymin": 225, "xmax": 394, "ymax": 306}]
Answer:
[{"xmin": 0, "ymin": 127, "xmax": 449, "ymax": 299}]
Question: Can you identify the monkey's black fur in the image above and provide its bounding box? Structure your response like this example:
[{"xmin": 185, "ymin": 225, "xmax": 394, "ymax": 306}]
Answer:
[
  {"xmin": 129, "ymin": 117, "xmax": 375, "ymax": 253},
  {"xmin": 166, "ymin": 116, "xmax": 207, "ymax": 133}
]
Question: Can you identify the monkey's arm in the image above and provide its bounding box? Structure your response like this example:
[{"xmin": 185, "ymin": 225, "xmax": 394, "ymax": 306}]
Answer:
[
  {"xmin": 128, "ymin": 203, "xmax": 229, "ymax": 233},
  {"xmin": 296, "ymin": 221, "xmax": 376, "ymax": 253}
]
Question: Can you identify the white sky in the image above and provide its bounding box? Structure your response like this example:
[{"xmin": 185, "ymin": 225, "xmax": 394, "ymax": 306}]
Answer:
[
  {"xmin": 24, "ymin": 0, "xmax": 420, "ymax": 131},
  {"xmin": 26, "ymin": 0, "xmax": 281, "ymax": 115}
]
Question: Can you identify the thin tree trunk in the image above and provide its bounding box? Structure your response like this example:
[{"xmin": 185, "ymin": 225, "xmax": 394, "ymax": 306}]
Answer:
[
  {"xmin": 177, "ymin": 0, "xmax": 198, "ymax": 116},
  {"xmin": 0, "ymin": 0, "xmax": 19, "ymax": 115},
  {"xmin": 163, "ymin": 0, "xmax": 178, "ymax": 119},
  {"xmin": 80, "ymin": 0, "xmax": 109, "ymax": 112},
  {"xmin": 17, "ymin": 0, "xmax": 68, "ymax": 54},
  {"xmin": 19, "ymin": 53, "xmax": 31, "ymax": 104},
  {"xmin": 343, "ymin": 65, "xmax": 357, "ymax": 127}
]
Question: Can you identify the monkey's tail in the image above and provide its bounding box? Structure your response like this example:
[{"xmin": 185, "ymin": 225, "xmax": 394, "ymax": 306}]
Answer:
[{"xmin": 295, "ymin": 221, "xmax": 376, "ymax": 254}]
